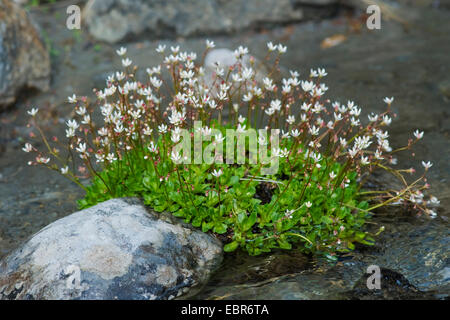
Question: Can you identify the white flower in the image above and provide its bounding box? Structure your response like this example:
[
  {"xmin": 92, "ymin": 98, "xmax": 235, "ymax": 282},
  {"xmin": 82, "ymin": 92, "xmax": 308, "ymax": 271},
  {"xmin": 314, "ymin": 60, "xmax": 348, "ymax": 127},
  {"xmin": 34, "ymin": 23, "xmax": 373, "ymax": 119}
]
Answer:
[
  {"xmin": 106, "ymin": 153, "xmax": 117, "ymax": 162},
  {"xmin": 270, "ymin": 99, "xmax": 282, "ymax": 111},
  {"xmin": 242, "ymin": 67, "xmax": 253, "ymax": 80},
  {"xmin": 171, "ymin": 132, "xmax": 181, "ymax": 143},
  {"xmin": 312, "ymin": 152, "xmax": 322, "ymax": 162},
  {"xmin": 66, "ymin": 128, "xmax": 75, "ymax": 138},
  {"xmin": 263, "ymin": 77, "xmax": 275, "ymax": 91},
  {"xmin": 300, "ymin": 103, "xmax": 311, "ymax": 112},
  {"xmin": 158, "ymin": 124, "xmax": 168, "ymax": 134},
  {"xmin": 116, "ymin": 47, "xmax": 127, "ymax": 56},
  {"xmin": 354, "ymin": 136, "xmax": 372, "ymax": 150},
  {"xmin": 234, "ymin": 46, "xmax": 248, "ymax": 59},
  {"xmin": 237, "ymin": 124, "xmax": 246, "ymax": 133},
  {"xmin": 208, "ymin": 100, "xmax": 217, "ymax": 109},
  {"xmin": 273, "ymin": 148, "xmax": 289, "ymax": 158},
  {"xmin": 282, "ymin": 84, "xmax": 291, "ymax": 94},
  {"xmin": 81, "ymin": 115, "xmax": 91, "ymax": 124},
  {"xmin": 150, "ymin": 77, "xmax": 162, "ymax": 88},
  {"xmin": 382, "ymin": 115, "xmax": 392, "ymax": 126},
  {"xmin": 243, "ymin": 92, "xmax": 253, "ymax": 102},
  {"xmin": 374, "ymin": 150, "xmax": 383, "ymax": 160},
  {"xmin": 116, "ymin": 72, "xmax": 125, "ymax": 81},
  {"xmin": 114, "ymin": 123, "xmax": 124, "ymax": 134},
  {"xmin": 156, "ymin": 44, "xmax": 166, "ymax": 53},
  {"xmin": 329, "ymin": 171, "xmax": 337, "ymax": 179},
  {"xmin": 170, "ymin": 45, "xmax": 180, "ymax": 53},
  {"xmin": 142, "ymin": 126, "xmax": 152, "ymax": 136},
  {"xmin": 334, "ymin": 112, "xmax": 343, "ymax": 121},
  {"xmin": 348, "ymin": 147, "xmax": 359, "ymax": 158},
  {"xmin": 37, "ymin": 157, "xmax": 50, "ymax": 164},
  {"xmin": 217, "ymin": 91, "xmax": 228, "ymax": 101},
  {"xmin": 277, "ymin": 44, "xmax": 287, "ymax": 54},
  {"xmin": 286, "ymin": 115, "xmax": 296, "ymax": 125},
  {"xmin": 265, "ymin": 108, "xmax": 275, "ymax": 116},
  {"xmin": 291, "ymin": 129, "xmax": 300, "ymax": 137},
  {"xmin": 351, "ymin": 117, "xmax": 360, "ymax": 127},
  {"xmin": 215, "ymin": 133, "xmax": 225, "ymax": 143},
  {"xmin": 309, "ymin": 125, "xmax": 319, "ymax": 136},
  {"xmin": 349, "ymin": 106, "xmax": 361, "ymax": 116},
  {"xmin": 76, "ymin": 106, "xmax": 86, "ymax": 116},
  {"xmin": 66, "ymin": 119, "xmax": 79, "ymax": 130},
  {"xmin": 202, "ymin": 126, "xmax": 212, "ymax": 137},
  {"xmin": 340, "ymin": 138, "xmax": 347, "ymax": 147},
  {"xmin": 170, "ymin": 151, "xmax": 182, "ymax": 163},
  {"xmin": 383, "ymin": 97, "xmax": 394, "ymax": 104},
  {"xmin": 305, "ymin": 201, "xmax": 312, "ymax": 208},
  {"xmin": 238, "ymin": 115, "xmax": 246, "ymax": 124},
  {"xmin": 22, "ymin": 143, "xmax": 33, "ymax": 153},
  {"xmin": 148, "ymin": 142, "xmax": 157, "ymax": 153},
  {"xmin": 206, "ymin": 39, "xmax": 215, "ymax": 48},
  {"xmin": 68, "ymin": 94, "xmax": 77, "ymax": 104},
  {"xmin": 76, "ymin": 142, "xmax": 87, "ymax": 154},
  {"xmin": 422, "ymin": 161, "xmax": 433, "ymax": 170},
  {"xmin": 267, "ymin": 42, "xmax": 277, "ymax": 51},
  {"xmin": 429, "ymin": 196, "xmax": 440, "ymax": 207},
  {"xmin": 360, "ymin": 156, "xmax": 370, "ymax": 165},
  {"xmin": 27, "ymin": 108, "xmax": 39, "ymax": 116},
  {"xmin": 211, "ymin": 169, "xmax": 223, "ymax": 178},
  {"xmin": 95, "ymin": 153, "xmax": 105, "ymax": 163},
  {"xmin": 290, "ymin": 70, "xmax": 300, "ymax": 78},
  {"xmin": 285, "ymin": 209, "xmax": 294, "ymax": 219},
  {"xmin": 310, "ymin": 69, "xmax": 318, "ymax": 78},
  {"xmin": 413, "ymin": 130, "xmax": 424, "ymax": 139},
  {"xmin": 368, "ymin": 113, "xmax": 378, "ymax": 122},
  {"xmin": 301, "ymin": 81, "xmax": 315, "ymax": 92},
  {"xmin": 60, "ymin": 166, "xmax": 69, "ymax": 174},
  {"xmin": 317, "ymin": 68, "xmax": 327, "ymax": 77},
  {"xmin": 122, "ymin": 58, "xmax": 132, "ymax": 67}
]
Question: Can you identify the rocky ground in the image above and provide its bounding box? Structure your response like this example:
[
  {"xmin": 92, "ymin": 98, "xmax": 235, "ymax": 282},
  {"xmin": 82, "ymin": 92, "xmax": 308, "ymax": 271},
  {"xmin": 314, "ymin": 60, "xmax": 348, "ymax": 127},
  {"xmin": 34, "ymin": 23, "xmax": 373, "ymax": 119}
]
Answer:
[{"xmin": 0, "ymin": 1, "xmax": 449, "ymax": 299}]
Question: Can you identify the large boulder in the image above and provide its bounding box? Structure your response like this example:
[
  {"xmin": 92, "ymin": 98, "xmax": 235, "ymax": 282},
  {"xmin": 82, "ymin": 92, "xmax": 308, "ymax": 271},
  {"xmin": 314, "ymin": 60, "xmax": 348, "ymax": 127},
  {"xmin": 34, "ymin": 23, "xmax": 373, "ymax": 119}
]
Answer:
[
  {"xmin": 83, "ymin": 0, "xmax": 339, "ymax": 43},
  {"xmin": 0, "ymin": 0, "xmax": 50, "ymax": 109},
  {"xmin": 0, "ymin": 198, "xmax": 223, "ymax": 300}
]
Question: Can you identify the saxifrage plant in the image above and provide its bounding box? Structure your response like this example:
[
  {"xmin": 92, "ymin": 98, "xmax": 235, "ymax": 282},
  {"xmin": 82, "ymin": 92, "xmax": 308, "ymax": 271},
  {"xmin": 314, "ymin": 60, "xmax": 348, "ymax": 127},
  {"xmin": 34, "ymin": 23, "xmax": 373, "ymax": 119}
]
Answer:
[{"xmin": 23, "ymin": 41, "xmax": 439, "ymax": 260}]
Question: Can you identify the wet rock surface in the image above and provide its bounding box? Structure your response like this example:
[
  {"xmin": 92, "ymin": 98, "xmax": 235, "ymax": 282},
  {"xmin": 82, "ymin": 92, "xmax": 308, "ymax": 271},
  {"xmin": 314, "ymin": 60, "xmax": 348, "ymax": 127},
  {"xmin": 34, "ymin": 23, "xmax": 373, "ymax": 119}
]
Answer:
[
  {"xmin": 0, "ymin": 198, "xmax": 223, "ymax": 300},
  {"xmin": 0, "ymin": 0, "xmax": 50, "ymax": 109},
  {"xmin": 83, "ymin": 0, "xmax": 339, "ymax": 43},
  {"xmin": 0, "ymin": 2, "xmax": 449, "ymax": 299}
]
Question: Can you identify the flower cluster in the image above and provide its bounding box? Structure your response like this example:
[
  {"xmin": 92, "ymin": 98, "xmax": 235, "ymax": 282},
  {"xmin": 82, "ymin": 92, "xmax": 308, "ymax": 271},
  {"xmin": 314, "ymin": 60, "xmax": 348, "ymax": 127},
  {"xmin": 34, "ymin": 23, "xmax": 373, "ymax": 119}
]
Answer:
[{"xmin": 24, "ymin": 41, "xmax": 438, "ymax": 257}]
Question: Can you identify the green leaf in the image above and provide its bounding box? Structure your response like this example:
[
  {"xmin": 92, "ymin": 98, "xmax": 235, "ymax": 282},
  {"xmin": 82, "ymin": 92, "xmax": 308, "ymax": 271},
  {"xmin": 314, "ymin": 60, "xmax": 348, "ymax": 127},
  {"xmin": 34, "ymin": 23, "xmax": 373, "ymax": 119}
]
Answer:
[
  {"xmin": 213, "ymin": 223, "xmax": 227, "ymax": 234},
  {"xmin": 229, "ymin": 175, "xmax": 240, "ymax": 186},
  {"xmin": 223, "ymin": 241, "xmax": 239, "ymax": 252},
  {"xmin": 202, "ymin": 221, "xmax": 214, "ymax": 232},
  {"xmin": 243, "ymin": 210, "xmax": 257, "ymax": 231}
]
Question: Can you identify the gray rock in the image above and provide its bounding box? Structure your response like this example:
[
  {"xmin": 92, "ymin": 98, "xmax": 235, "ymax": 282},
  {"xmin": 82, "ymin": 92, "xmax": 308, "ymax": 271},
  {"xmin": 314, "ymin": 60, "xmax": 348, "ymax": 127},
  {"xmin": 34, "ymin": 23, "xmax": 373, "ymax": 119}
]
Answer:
[
  {"xmin": 0, "ymin": 198, "xmax": 223, "ymax": 300},
  {"xmin": 0, "ymin": 0, "xmax": 50, "ymax": 109},
  {"xmin": 83, "ymin": 0, "xmax": 339, "ymax": 43},
  {"xmin": 373, "ymin": 222, "xmax": 450, "ymax": 295}
]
